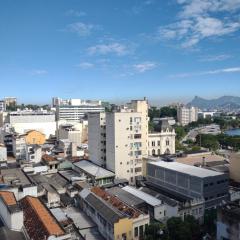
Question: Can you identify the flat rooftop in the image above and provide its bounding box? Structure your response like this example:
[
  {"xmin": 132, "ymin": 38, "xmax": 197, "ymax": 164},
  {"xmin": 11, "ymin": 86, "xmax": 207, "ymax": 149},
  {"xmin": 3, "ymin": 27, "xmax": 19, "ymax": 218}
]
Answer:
[
  {"xmin": 73, "ymin": 160, "xmax": 115, "ymax": 179},
  {"xmin": 148, "ymin": 161, "xmax": 223, "ymax": 178},
  {"xmin": 122, "ymin": 186, "xmax": 162, "ymax": 207},
  {"xmin": 0, "ymin": 168, "xmax": 31, "ymax": 186},
  {"xmin": 176, "ymin": 154, "xmax": 226, "ymax": 166}
]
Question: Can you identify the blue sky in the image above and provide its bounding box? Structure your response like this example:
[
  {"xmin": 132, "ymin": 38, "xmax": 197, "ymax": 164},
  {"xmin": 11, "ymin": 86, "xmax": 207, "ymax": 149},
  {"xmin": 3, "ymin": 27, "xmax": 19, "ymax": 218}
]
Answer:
[{"xmin": 1, "ymin": 0, "xmax": 240, "ymax": 105}]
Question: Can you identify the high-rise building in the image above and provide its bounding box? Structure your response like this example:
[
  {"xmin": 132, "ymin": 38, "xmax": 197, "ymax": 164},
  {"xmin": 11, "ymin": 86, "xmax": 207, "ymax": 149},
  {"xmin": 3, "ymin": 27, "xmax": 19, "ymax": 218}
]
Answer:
[
  {"xmin": 55, "ymin": 98, "xmax": 104, "ymax": 122},
  {"xmin": 88, "ymin": 99, "xmax": 148, "ymax": 184},
  {"xmin": 177, "ymin": 105, "xmax": 198, "ymax": 126}
]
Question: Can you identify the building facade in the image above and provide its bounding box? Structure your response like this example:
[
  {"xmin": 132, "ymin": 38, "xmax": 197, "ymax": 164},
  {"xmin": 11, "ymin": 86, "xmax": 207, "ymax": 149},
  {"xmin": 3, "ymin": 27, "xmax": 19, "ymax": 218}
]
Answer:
[
  {"xmin": 148, "ymin": 120, "xmax": 175, "ymax": 156},
  {"xmin": 177, "ymin": 106, "xmax": 198, "ymax": 126}
]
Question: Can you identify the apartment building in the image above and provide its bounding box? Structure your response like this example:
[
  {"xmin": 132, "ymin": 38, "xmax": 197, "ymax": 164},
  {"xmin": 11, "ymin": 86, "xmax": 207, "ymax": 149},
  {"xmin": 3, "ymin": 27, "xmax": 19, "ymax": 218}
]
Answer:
[
  {"xmin": 88, "ymin": 99, "xmax": 149, "ymax": 184},
  {"xmin": 55, "ymin": 98, "xmax": 104, "ymax": 122},
  {"xmin": 177, "ymin": 105, "xmax": 198, "ymax": 126},
  {"xmin": 12, "ymin": 134, "xmax": 27, "ymax": 160},
  {"xmin": 148, "ymin": 119, "xmax": 176, "ymax": 156}
]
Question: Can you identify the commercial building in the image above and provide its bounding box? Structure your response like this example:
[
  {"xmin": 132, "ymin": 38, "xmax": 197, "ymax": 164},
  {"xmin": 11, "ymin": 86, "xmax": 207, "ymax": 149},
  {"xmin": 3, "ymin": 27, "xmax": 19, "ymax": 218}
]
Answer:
[
  {"xmin": 88, "ymin": 99, "xmax": 148, "ymax": 184},
  {"xmin": 177, "ymin": 105, "xmax": 198, "ymax": 126},
  {"xmin": 6, "ymin": 110, "xmax": 56, "ymax": 138},
  {"xmin": 148, "ymin": 119, "xmax": 175, "ymax": 156},
  {"xmin": 144, "ymin": 159, "xmax": 229, "ymax": 209},
  {"xmin": 79, "ymin": 187, "xmax": 150, "ymax": 240},
  {"xmin": 0, "ymin": 191, "xmax": 23, "ymax": 231},
  {"xmin": 56, "ymin": 98, "xmax": 104, "ymax": 122},
  {"xmin": 21, "ymin": 196, "xmax": 71, "ymax": 240}
]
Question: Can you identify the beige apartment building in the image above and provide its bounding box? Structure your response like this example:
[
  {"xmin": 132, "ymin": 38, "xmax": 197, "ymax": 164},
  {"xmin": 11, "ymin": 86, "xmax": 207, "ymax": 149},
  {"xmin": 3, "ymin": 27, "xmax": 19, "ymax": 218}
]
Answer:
[
  {"xmin": 88, "ymin": 99, "xmax": 148, "ymax": 184},
  {"xmin": 177, "ymin": 105, "xmax": 198, "ymax": 126}
]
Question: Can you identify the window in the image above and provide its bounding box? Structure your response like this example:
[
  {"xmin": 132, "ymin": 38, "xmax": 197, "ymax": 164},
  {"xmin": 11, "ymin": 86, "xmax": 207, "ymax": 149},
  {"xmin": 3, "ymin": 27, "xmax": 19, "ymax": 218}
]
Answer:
[
  {"xmin": 134, "ymin": 134, "xmax": 141, "ymax": 139},
  {"xmin": 152, "ymin": 149, "xmax": 155, "ymax": 155},
  {"xmin": 166, "ymin": 140, "xmax": 170, "ymax": 146},
  {"xmin": 135, "ymin": 167, "xmax": 142, "ymax": 173},
  {"xmin": 158, "ymin": 149, "xmax": 161, "ymax": 155},
  {"xmin": 152, "ymin": 141, "xmax": 155, "ymax": 147},
  {"xmin": 134, "ymin": 227, "xmax": 138, "ymax": 237},
  {"xmin": 157, "ymin": 140, "xmax": 160, "ymax": 146}
]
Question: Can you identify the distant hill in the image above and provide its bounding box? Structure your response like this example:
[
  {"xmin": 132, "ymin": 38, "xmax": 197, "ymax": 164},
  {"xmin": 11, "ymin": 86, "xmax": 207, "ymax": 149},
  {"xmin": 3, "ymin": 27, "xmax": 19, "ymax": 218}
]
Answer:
[{"xmin": 188, "ymin": 96, "xmax": 240, "ymax": 110}]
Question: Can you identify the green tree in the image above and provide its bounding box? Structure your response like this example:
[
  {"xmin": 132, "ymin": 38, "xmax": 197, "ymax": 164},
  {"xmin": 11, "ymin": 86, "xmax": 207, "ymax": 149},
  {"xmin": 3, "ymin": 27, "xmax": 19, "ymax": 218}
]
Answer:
[{"xmin": 160, "ymin": 106, "xmax": 177, "ymax": 119}]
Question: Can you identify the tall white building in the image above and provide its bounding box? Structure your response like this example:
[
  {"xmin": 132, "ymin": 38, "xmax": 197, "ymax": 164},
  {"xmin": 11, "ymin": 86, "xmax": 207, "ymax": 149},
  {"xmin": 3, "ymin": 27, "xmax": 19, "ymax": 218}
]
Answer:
[
  {"xmin": 88, "ymin": 99, "xmax": 148, "ymax": 184},
  {"xmin": 177, "ymin": 105, "xmax": 198, "ymax": 126},
  {"xmin": 55, "ymin": 98, "xmax": 104, "ymax": 122}
]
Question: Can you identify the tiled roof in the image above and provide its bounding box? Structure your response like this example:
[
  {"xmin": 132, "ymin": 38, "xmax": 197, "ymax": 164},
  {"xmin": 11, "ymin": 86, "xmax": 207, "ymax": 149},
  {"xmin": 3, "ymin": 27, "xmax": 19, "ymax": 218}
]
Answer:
[
  {"xmin": 23, "ymin": 196, "xmax": 64, "ymax": 237},
  {"xmin": 42, "ymin": 154, "xmax": 57, "ymax": 162},
  {"xmin": 0, "ymin": 191, "xmax": 17, "ymax": 206}
]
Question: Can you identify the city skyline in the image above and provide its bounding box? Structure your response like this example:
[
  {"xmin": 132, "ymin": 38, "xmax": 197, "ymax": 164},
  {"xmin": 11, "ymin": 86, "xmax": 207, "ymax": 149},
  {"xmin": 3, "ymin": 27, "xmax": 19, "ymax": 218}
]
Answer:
[{"xmin": 1, "ymin": 0, "xmax": 240, "ymax": 104}]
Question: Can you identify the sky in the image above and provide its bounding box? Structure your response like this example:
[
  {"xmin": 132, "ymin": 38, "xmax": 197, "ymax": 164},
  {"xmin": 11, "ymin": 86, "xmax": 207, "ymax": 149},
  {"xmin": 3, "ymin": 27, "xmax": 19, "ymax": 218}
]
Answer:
[{"xmin": 0, "ymin": 0, "xmax": 240, "ymax": 105}]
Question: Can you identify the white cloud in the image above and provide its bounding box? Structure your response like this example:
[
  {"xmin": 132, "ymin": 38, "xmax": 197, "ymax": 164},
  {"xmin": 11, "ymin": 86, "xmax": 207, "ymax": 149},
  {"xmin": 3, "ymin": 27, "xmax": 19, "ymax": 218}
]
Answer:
[
  {"xmin": 199, "ymin": 54, "xmax": 231, "ymax": 62},
  {"xmin": 30, "ymin": 69, "xmax": 48, "ymax": 75},
  {"xmin": 133, "ymin": 61, "xmax": 157, "ymax": 73},
  {"xmin": 87, "ymin": 43, "xmax": 129, "ymax": 56},
  {"xmin": 76, "ymin": 62, "xmax": 94, "ymax": 69},
  {"xmin": 157, "ymin": 0, "xmax": 240, "ymax": 48},
  {"xmin": 65, "ymin": 22, "xmax": 97, "ymax": 36},
  {"xmin": 170, "ymin": 66, "xmax": 240, "ymax": 78},
  {"xmin": 65, "ymin": 9, "xmax": 86, "ymax": 17}
]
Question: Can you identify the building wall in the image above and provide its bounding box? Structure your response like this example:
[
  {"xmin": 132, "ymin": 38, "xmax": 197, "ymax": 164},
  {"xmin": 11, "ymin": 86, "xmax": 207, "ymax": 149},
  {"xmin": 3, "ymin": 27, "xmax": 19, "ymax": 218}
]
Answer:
[
  {"xmin": 25, "ymin": 130, "xmax": 46, "ymax": 145},
  {"xmin": 13, "ymin": 136, "xmax": 26, "ymax": 160},
  {"xmin": 88, "ymin": 112, "xmax": 106, "ymax": 167},
  {"xmin": 114, "ymin": 218, "xmax": 133, "ymax": 240},
  {"xmin": 229, "ymin": 152, "xmax": 240, "ymax": 182},
  {"xmin": 148, "ymin": 131, "xmax": 175, "ymax": 156},
  {"xmin": 0, "ymin": 199, "xmax": 23, "ymax": 231},
  {"xmin": 0, "ymin": 146, "xmax": 7, "ymax": 162}
]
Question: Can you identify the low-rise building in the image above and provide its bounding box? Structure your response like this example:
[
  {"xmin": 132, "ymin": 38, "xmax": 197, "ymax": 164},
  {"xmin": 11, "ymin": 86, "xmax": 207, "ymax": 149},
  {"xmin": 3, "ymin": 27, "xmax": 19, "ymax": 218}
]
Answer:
[
  {"xmin": 79, "ymin": 187, "xmax": 150, "ymax": 240},
  {"xmin": 0, "ymin": 191, "xmax": 23, "ymax": 231},
  {"xmin": 26, "ymin": 144, "xmax": 42, "ymax": 163},
  {"xmin": 21, "ymin": 196, "xmax": 71, "ymax": 240},
  {"xmin": 0, "ymin": 144, "xmax": 7, "ymax": 165},
  {"xmin": 0, "ymin": 168, "xmax": 38, "ymax": 200},
  {"xmin": 148, "ymin": 120, "xmax": 175, "ymax": 156},
  {"xmin": 12, "ymin": 134, "xmax": 27, "ymax": 160},
  {"xmin": 73, "ymin": 160, "xmax": 115, "ymax": 186},
  {"xmin": 24, "ymin": 130, "xmax": 46, "ymax": 145}
]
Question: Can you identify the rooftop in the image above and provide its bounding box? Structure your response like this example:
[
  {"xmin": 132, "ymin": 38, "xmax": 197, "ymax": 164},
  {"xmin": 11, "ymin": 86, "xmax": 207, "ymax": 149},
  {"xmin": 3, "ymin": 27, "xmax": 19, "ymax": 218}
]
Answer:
[
  {"xmin": 106, "ymin": 187, "xmax": 145, "ymax": 207},
  {"xmin": 0, "ymin": 191, "xmax": 17, "ymax": 206},
  {"xmin": 22, "ymin": 196, "xmax": 64, "ymax": 237},
  {"xmin": 91, "ymin": 187, "xmax": 142, "ymax": 219},
  {"xmin": 148, "ymin": 161, "xmax": 223, "ymax": 178},
  {"xmin": 122, "ymin": 186, "xmax": 162, "ymax": 207},
  {"xmin": 73, "ymin": 160, "xmax": 115, "ymax": 179},
  {"xmin": 0, "ymin": 168, "xmax": 31, "ymax": 186}
]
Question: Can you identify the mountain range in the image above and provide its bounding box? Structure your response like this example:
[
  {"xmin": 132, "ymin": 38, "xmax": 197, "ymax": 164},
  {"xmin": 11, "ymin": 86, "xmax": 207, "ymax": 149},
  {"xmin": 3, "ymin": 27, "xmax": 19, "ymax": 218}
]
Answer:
[{"xmin": 188, "ymin": 96, "xmax": 240, "ymax": 111}]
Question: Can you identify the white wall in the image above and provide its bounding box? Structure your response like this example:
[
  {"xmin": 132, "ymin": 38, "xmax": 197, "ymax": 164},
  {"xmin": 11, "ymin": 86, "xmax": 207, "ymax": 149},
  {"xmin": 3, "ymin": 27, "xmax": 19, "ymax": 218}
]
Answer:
[{"xmin": 0, "ymin": 198, "xmax": 23, "ymax": 231}]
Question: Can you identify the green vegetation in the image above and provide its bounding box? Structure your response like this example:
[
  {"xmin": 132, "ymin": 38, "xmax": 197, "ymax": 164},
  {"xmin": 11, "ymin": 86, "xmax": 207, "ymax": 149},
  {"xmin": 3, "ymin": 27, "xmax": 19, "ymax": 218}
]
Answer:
[
  {"xmin": 148, "ymin": 106, "xmax": 177, "ymax": 121},
  {"xmin": 6, "ymin": 104, "xmax": 50, "ymax": 111},
  {"xmin": 144, "ymin": 216, "xmax": 202, "ymax": 240}
]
